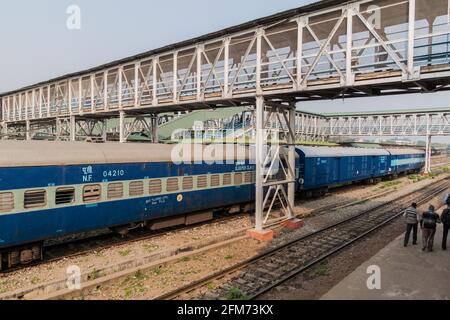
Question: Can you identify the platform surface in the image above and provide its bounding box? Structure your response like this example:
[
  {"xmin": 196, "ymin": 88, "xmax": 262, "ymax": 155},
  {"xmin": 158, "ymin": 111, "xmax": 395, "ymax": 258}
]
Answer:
[{"xmin": 321, "ymin": 225, "xmax": 450, "ymax": 300}]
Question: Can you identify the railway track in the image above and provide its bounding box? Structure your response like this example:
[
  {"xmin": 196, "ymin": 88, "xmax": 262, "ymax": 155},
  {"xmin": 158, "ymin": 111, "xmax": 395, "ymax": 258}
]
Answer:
[
  {"xmin": 155, "ymin": 178, "xmax": 450, "ymax": 300},
  {"xmin": 1, "ymin": 183, "xmax": 393, "ymax": 275}
]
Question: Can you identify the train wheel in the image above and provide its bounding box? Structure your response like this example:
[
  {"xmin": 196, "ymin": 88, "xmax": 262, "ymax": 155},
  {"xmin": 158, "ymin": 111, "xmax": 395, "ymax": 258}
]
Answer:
[{"xmin": 2, "ymin": 243, "xmax": 43, "ymax": 270}]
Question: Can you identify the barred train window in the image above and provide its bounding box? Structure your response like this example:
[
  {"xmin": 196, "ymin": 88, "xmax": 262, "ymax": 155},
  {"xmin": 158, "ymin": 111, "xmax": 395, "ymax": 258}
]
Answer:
[
  {"xmin": 210, "ymin": 175, "xmax": 220, "ymax": 187},
  {"xmin": 166, "ymin": 178, "xmax": 179, "ymax": 192},
  {"xmin": 55, "ymin": 187, "xmax": 75, "ymax": 205},
  {"xmin": 197, "ymin": 176, "xmax": 207, "ymax": 188},
  {"xmin": 234, "ymin": 173, "xmax": 243, "ymax": 185},
  {"xmin": 149, "ymin": 179, "xmax": 162, "ymax": 194},
  {"xmin": 182, "ymin": 177, "xmax": 193, "ymax": 190},
  {"xmin": 244, "ymin": 172, "xmax": 253, "ymax": 184},
  {"xmin": 83, "ymin": 185, "xmax": 101, "ymax": 203},
  {"xmin": 223, "ymin": 174, "xmax": 232, "ymax": 186},
  {"xmin": 108, "ymin": 183, "xmax": 124, "ymax": 199},
  {"xmin": 24, "ymin": 189, "xmax": 46, "ymax": 209},
  {"xmin": 129, "ymin": 181, "xmax": 144, "ymax": 197},
  {"xmin": 0, "ymin": 192, "xmax": 14, "ymax": 212}
]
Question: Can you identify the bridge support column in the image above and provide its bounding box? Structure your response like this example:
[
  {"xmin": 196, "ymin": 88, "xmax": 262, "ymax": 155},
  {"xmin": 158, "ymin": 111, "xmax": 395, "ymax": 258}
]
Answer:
[
  {"xmin": 151, "ymin": 115, "xmax": 159, "ymax": 143},
  {"xmin": 247, "ymin": 96, "xmax": 298, "ymax": 241},
  {"xmin": 70, "ymin": 116, "xmax": 76, "ymax": 141},
  {"xmin": 1, "ymin": 122, "xmax": 7, "ymax": 140},
  {"xmin": 119, "ymin": 111, "xmax": 126, "ymax": 143},
  {"xmin": 25, "ymin": 120, "xmax": 31, "ymax": 140},
  {"xmin": 425, "ymin": 134, "xmax": 432, "ymax": 174}
]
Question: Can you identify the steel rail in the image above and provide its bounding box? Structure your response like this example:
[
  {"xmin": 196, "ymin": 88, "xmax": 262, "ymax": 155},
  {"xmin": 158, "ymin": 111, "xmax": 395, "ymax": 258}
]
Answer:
[{"xmin": 154, "ymin": 178, "xmax": 449, "ymax": 300}]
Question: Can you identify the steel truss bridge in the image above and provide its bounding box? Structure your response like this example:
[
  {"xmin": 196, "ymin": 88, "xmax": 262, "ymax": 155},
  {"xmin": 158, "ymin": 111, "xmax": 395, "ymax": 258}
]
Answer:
[{"xmin": 2, "ymin": 0, "xmax": 450, "ymax": 235}]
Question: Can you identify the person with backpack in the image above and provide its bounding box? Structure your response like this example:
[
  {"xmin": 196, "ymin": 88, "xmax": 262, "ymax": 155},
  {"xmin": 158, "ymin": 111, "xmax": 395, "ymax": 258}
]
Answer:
[
  {"xmin": 441, "ymin": 203, "xmax": 450, "ymax": 250},
  {"xmin": 421, "ymin": 205, "xmax": 441, "ymax": 252},
  {"xmin": 403, "ymin": 203, "xmax": 420, "ymax": 247}
]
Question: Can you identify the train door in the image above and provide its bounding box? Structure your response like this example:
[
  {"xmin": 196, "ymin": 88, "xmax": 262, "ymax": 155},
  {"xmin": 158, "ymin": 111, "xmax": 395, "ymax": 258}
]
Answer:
[{"xmin": 331, "ymin": 158, "xmax": 340, "ymax": 183}]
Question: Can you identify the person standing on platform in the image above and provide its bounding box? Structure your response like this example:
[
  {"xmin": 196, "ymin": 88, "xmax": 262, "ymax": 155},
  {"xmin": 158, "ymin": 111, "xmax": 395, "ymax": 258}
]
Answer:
[
  {"xmin": 421, "ymin": 205, "xmax": 441, "ymax": 252},
  {"xmin": 403, "ymin": 203, "xmax": 419, "ymax": 247},
  {"xmin": 441, "ymin": 203, "xmax": 450, "ymax": 250}
]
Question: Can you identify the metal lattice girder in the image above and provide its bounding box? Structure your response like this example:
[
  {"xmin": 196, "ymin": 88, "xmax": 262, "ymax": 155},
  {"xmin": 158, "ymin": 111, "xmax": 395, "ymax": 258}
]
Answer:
[
  {"xmin": 4, "ymin": 0, "xmax": 450, "ymax": 125},
  {"xmin": 254, "ymin": 97, "xmax": 296, "ymax": 231},
  {"xmin": 325, "ymin": 110, "xmax": 450, "ymax": 137}
]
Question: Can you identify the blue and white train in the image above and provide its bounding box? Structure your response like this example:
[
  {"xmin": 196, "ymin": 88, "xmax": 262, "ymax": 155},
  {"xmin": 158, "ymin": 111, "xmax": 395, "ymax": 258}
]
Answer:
[{"xmin": 0, "ymin": 141, "xmax": 425, "ymax": 269}]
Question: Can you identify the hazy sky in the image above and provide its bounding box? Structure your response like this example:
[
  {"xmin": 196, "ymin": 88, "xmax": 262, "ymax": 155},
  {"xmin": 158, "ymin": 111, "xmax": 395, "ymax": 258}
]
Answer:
[{"xmin": 0, "ymin": 0, "xmax": 449, "ymax": 143}]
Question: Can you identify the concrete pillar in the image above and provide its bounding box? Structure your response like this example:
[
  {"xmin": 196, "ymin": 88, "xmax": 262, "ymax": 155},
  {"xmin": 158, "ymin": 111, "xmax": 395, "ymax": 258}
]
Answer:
[{"xmin": 119, "ymin": 111, "xmax": 126, "ymax": 143}]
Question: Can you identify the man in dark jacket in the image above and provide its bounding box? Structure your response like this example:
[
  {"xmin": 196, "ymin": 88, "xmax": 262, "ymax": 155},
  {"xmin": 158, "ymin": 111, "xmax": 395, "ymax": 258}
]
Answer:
[
  {"xmin": 441, "ymin": 203, "xmax": 450, "ymax": 250},
  {"xmin": 421, "ymin": 205, "xmax": 441, "ymax": 252},
  {"xmin": 403, "ymin": 203, "xmax": 419, "ymax": 247}
]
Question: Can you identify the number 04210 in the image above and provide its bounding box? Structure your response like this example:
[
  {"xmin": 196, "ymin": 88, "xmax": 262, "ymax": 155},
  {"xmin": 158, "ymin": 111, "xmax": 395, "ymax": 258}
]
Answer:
[{"xmin": 103, "ymin": 170, "xmax": 125, "ymax": 178}]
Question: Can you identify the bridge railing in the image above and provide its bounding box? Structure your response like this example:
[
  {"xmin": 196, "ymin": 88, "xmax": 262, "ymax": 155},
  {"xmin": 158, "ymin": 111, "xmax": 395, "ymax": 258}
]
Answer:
[{"xmin": 3, "ymin": 0, "xmax": 450, "ymax": 123}]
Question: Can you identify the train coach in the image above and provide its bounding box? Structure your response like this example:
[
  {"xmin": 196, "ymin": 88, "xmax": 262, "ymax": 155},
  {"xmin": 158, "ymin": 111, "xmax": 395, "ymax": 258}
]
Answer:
[
  {"xmin": 295, "ymin": 147, "xmax": 391, "ymax": 195},
  {"xmin": 0, "ymin": 141, "xmax": 255, "ymax": 270},
  {"xmin": 386, "ymin": 148, "xmax": 425, "ymax": 176},
  {"xmin": 0, "ymin": 141, "xmax": 426, "ymax": 270}
]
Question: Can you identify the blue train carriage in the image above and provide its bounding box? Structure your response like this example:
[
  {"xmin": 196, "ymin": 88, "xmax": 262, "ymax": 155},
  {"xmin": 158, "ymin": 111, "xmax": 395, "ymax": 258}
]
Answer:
[
  {"xmin": 386, "ymin": 148, "xmax": 426, "ymax": 176},
  {"xmin": 295, "ymin": 146, "xmax": 391, "ymax": 195},
  {"xmin": 0, "ymin": 141, "xmax": 255, "ymax": 269}
]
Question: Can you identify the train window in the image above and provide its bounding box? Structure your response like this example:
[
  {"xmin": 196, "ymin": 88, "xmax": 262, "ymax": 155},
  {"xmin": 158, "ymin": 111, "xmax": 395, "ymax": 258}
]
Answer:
[
  {"xmin": 166, "ymin": 178, "xmax": 179, "ymax": 192},
  {"xmin": 234, "ymin": 173, "xmax": 243, "ymax": 185},
  {"xmin": 149, "ymin": 179, "xmax": 162, "ymax": 194},
  {"xmin": 244, "ymin": 172, "xmax": 253, "ymax": 183},
  {"xmin": 210, "ymin": 174, "xmax": 220, "ymax": 187},
  {"xmin": 0, "ymin": 192, "xmax": 14, "ymax": 212},
  {"xmin": 129, "ymin": 181, "xmax": 144, "ymax": 197},
  {"xmin": 24, "ymin": 189, "xmax": 47, "ymax": 209},
  {"xmin": 55, "ymin": 187, "xmax": 75, "ymax": 205},
  {"xmin": 223, "ymin": 173, "xmax": 232, "ymax": 186},
  {"xmin": 182, "ymin": 177, "xmax": 194, "ymax": 190},
  {"xmin": 108, "ymin": 183, "xmax": 124, "ymax": 199},
  {"xmin": 197, "ymin": 176, "xmax": 207, "ymax": 188},
  {"xmin": 83, "ymin": 185, "xmax": 101, "ymax": 203}
]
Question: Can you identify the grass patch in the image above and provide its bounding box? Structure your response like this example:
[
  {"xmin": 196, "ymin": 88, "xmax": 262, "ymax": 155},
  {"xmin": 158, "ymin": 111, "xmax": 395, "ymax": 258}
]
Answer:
[
  {"xmin": 206, "ymin": 282, "xmax": 216, "ymax": 290},
  {"xmin": 88, "ymin": 268, "xmax": 103, "ymax": 281},
  {"xmin": 142, "ymin": 244, "xmax": 159, "ymax": 252},
  {"xmin": 151, "ymin": 266, "xmax": 167, "ymax": 276},
  {"xmin": 305, "ymin": 263, "xmax": 329, "ymax": 279},
  {"xmin": 379, "ymin": 180, "xmax": 402, "ymax": 189},
  {"xmin": 180, "ymin": 256, "xmax": 191, "ymax": 262},
  {"xmin": 121, "ymin": 271, "xmax": 149, "ymax": 299},
  {"xmin": 119, "ymin": 249, "xmax": 131, "ymax": 257},
  {"xmin": 224, "ymin": 255, "xmax": 233, "ymax": 260},
  {"xmin": 226, "ymin": 288, "xmax": 248, "ymax": 300},
  {"xmin": 0, "ymin": 282, "xmax": 6, "ymax": 294},
  {"xmin": 441, "ymin": 166, "xmax": 450, "ymax": 173},
  {"xmin": 31, "ymin": 277, "xmax": 40, "ymax": 285}
]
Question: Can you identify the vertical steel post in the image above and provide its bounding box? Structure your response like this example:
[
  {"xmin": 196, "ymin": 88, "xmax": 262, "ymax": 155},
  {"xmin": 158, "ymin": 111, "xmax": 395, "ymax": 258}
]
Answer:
[
  {"xmin": 224, "ymin": 38, "xmax": 230, "ymax": 97},
  {"xmin": 152, "ymin": 115, "xmax": 159, "ymax": 143},
  {"xmin": 26, "ymin": 120, "xmax": 31, "ymax": 141},
  {"xmin": 288, "ymin": 104, "xmax": 296, "ymax": 219},
  {"xmin": 407, "ymin": 0, "xmax": 416, "ymax": 76},
  {"xmin": 70, "ymin": 115, "xmax": 76, "ymax": 142},
  {"xmin": 425, "ymin": 134, "xmax": 431, "ymax": 174},
  {"xmin": 2, "ymin": 122, "xmax": 7, "ymax": 140},
  {"xmin": 255, "ymin": 96, "xmax": 265, "ymax": 232},
  {"xmin": 119, "ymin": 111, "xmax": 126, "ymax": 143},
  {"xmin": 346, "ymin": 6, "xmax": 354, "ymax": 86}
]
